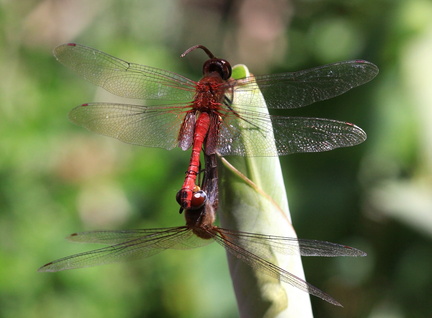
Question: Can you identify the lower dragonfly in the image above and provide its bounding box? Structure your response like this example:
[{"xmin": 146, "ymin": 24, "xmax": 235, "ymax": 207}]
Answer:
[{"xmin": 38, "ymin": 154, "xmax": 366, "ymax": 307}]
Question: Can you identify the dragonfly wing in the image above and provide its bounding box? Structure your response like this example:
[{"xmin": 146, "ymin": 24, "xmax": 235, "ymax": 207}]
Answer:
[
  {"xmin": 270, "ymin": 116, "xmax": 367, "ymax": 155},
  {"xmin": 217, "ymin": 111, "xmax": 366, "ymax": 156},
  {"xmin": 216, "ymin": 229, "xmax": 366, "ymax": 257},
  {"xmin": 54, "ymin": 43, "xmax": 196, "ymax": 101},
  {"xmin": 69, "ymin": 103, "xmax": 190, "ymax": 149},
  {"xmin": 67, "ymin": 227, "xmax": 187, "ymax": 244},
  {"xmin": 212, "ymin": 228, "xmax": 343, "ymax": 306},
  {"xmin": 67, "ymin": 227, "xmax": 213, "ymax": 249},
  {"xmin": 232, "ymin": 60, "xmax": 378, "ymax": 109},
  {"xmin": 38, "ymin": 227, "xmax": 212, "ymax": 272},
  {"xmin": 297, "ymin": 239, "xmax": 366, "ymax": 257}
]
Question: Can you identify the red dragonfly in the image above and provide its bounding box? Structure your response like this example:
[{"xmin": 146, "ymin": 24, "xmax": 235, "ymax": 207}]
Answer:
[
  {"xmin": 54, "ymin": 43, "xmax": 378, "ymax": 210},
  {"xmin": 38, "ymin": 153, "xmax": 366, "ymax": 307}
]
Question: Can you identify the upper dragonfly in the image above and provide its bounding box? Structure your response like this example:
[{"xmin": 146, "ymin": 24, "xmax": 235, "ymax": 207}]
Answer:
[{"xmin": 54, "ymin": 43, "xmax": 378, "ymax": 210}]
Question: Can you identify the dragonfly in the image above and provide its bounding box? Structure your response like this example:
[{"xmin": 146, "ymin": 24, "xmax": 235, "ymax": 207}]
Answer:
[
  {"xmin": 54, "ymin": 43, "xmax": 378, "ymax": 211},
  {"xmin": 39, "ymin": 153, "xmax": 366, "ymax": 307}
]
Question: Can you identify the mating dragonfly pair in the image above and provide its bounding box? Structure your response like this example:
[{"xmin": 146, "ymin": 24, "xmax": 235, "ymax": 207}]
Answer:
[{"xmin": 39, "ymin": 43, "xmax": 378, "ymax": 306}]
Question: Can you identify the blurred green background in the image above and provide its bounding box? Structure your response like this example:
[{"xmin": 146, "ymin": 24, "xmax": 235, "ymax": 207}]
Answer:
[{"xmin": 1, "ymin": 0, "xmax": 432, "ymax": 317}]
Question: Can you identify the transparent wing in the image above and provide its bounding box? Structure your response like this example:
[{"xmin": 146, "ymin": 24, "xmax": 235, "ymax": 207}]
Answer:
[
  {"xmin": 216, "ymin": 229, "xmax": 366, "ymax": 257},
  {"xmin": 230, "ymin": 60, "xmax": 379, "ymax": 109},
  {"xmin": 67, "ymin": 228, "xmax": 187, "ymax": 244},
  {"xmin": 54, "ymin": 43, "xmax": 196, "ymax": 101},
  {"xmin": 217, "ymin": 111, "xmax": 367, "ymax": 156},
  {"xmin": 68, "ymin": 103, "xmax": 191, "ymax": 149},
  {"xmin": 212, "ymin": 228, "xmax": 365, "ymax": 306},
  {"xmin": 38, "ymin": 227, "xmax": 211, "ymax": 272}
]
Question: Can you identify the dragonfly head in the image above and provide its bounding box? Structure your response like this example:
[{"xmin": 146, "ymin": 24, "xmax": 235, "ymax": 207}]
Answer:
[
  {"xmin": 203, "ymin": 58, "xmax": 231, "ymax": 80},
  {"xmin": 176, "ymin": 188, "xmax": 208, "ymax": 214}
]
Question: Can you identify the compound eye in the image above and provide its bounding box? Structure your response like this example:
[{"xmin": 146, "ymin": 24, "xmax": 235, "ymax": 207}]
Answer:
[
  {"xmin": 176, "ymin": 189, "xmax": 188, "ymax": 207},
  {"xmin": 218, "ymin": 59, "xmax": 232, "ymax": 80},
  {"xmin": 202, "ymin": 58, "xmax": 232, "ymax": 80},
  {"xmin": 190, "ymin": 190, "xmax": 207, "ymax": 209}
]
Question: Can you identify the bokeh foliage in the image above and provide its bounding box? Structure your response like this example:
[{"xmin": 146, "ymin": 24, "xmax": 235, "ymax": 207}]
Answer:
[{"xmin": 1, "ymin": 0, "xmax": 432, "ymax": 317}]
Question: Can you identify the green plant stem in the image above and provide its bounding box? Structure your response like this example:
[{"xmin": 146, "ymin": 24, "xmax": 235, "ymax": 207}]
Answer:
[{"xmin": 218, "ymin": 64, "xmax": 313, "ymax": 318}]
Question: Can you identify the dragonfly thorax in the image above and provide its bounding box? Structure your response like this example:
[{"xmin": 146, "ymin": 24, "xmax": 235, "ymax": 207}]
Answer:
[
  {"xmin": 193, "ymin": 75, "xmax": 226, "ymax": 112},
  {"xmin": 184, "ymin": 201, "xmax": 216, "ymax": 240}
]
